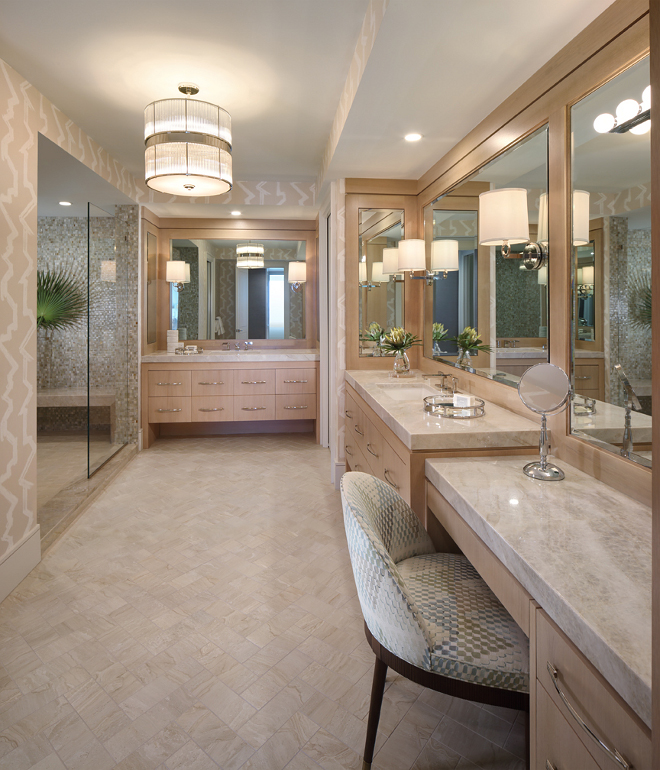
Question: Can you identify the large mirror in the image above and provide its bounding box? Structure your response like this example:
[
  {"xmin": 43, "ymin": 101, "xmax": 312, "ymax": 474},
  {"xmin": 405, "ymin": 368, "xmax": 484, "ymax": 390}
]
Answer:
[
  {"xmin": 168, "ymin": 238, "xmax": 306, "ymax": 341},
  {"xmin": 424, "ymin": 125, "xmax": 549, "ymax": 386},
  {"xmin": 570, "ymin": 56, "xmax": 652, "ymax": 467},
  {"xmin": 358, "ymin": 209, "xmax": 405, "ymax": 356}
]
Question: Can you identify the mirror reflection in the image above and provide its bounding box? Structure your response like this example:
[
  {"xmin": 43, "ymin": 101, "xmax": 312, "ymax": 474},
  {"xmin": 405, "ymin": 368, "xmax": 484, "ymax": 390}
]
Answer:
[
  {"xmin": 424, "ymin": 125, "xmax": 549, "ymax": 386},
  {"xmin": 570, "ymin": 56, "xmax": 652, "ymax": 467},
  {"xmin": 358, "ymin": 209, "xmax": 405, "ymax": 356},
  {"xmin": 168, "ymin": 239, "xmax": 306, "ymax": 341}
]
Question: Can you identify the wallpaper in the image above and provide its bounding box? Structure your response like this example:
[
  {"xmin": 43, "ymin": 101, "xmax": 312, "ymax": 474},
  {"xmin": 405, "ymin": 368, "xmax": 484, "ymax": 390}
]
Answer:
[
  {"xmin": 214, "ymin": 259, "xmax": 237, "ymax": 339},
  {"xmin": 172, "ymin": 246, "xmax": 200, "ymax": 341}
]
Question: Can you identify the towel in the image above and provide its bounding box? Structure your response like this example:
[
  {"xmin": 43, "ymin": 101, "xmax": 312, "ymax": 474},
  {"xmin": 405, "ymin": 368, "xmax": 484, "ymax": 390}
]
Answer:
[{"xmin": 215, "ymin": 317, "xmax": 225, "ymax": 336}]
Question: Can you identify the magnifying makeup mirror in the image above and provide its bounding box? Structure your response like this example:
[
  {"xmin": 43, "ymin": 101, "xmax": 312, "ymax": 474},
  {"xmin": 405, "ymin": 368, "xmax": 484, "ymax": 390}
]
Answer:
[{"xmin": 518, "ymin": 363, "xmax": 570, "ymax": 481}]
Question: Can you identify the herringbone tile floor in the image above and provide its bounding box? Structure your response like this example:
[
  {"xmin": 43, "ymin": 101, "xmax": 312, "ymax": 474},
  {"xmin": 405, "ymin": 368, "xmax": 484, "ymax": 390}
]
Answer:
[{"xmin": 0, "ymin": 435, "xmax": 525, "ymax": 769}]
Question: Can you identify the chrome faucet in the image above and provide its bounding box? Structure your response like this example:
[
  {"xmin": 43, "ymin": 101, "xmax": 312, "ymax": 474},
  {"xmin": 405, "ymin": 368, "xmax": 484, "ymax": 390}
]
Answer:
[
  {"xmin": 614, "ymin": 364, "xmax": 642, "ymax": 458},
  {"xmin": 221, "ymin": 341, "xmax": 230, "ymax": 350},
  {"xmin": 244, "ymin": 340, "xmax": 253, "ymax": 351},
  {"xmin": 234, "ymin": 342, "xmax": 241, "ymax": 350}
]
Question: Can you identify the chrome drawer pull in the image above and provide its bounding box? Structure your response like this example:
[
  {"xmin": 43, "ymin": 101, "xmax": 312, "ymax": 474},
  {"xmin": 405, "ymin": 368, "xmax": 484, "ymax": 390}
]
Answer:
[
  {"xmin": 546, "ymin": 762, "xmax": 557, "ymax": 770},
  {"xmin": 383, "ymin": 469, "xmax": 398, "ymax": 490},
  {"xmin": 241, "ymin": 380, "xmax": 267, "ymax": 384},
  {"xmin": 199, "ymin": 381, "xmax": 223, "ymax": 385},
  {"xmin": 284, "ymin": 405, "xmax": 308, "ymax": 410},
  {"xmin": 283, "ymin": 379, "xmax": 308, "ymax": 383},
  {"xmin": 345, "ymin": 410, "xmax": 353, "ymax": 418},
  {"xmin": 366, "ymin": 442, "xmax": 378, "ymax": 458},
  {"xmin": 157, "ymin": 408, "xmax": 182, "ymax": 413},
  {"xmin": 354, "ymin": 463, "xmax": 362, "ymax": 471},
  {"xmin": 546, "ymin": 663, "xmax": 630, "ymax": 770},
  {"xmin": 157, "ymin": 382, "xmax": 182, "ymax": 386},
  {"xmin": 575, "ymin": 375, "xmax": 591, "ymax": 380},
  {"xmin": 199, "ymin": 407, "xmax": 223, "ymax": 412},
  {"xmin": 242, "ymin": 406, "xmax": 266, "ymax": 411},
  {"xmin": 345, "ymin": 445, "xmax": 353, "ymax": 456},
  {"xmin": 354, "ymin": 425, "xmax": 364, "ymax": 436}
]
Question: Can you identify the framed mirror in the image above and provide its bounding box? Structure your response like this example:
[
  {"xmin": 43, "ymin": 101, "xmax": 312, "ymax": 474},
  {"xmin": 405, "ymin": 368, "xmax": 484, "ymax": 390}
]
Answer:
[
  {"xmin": 167, "ymin": 238, "xmax": 307, "ymax": 342},
  {"xmin": 424, "ymin": 125, "xmax": 549, "ymax": 387},
  {"xmin": 570, "ymin": 55, "xmax": 652, "ymax": 467},
  {"xmin": 145, "ymin": 231, "xmax": 157, "ymax": 345},
  {"xmin": 358, "ymin": 209, "xmax": 405, "ymax": 356}
]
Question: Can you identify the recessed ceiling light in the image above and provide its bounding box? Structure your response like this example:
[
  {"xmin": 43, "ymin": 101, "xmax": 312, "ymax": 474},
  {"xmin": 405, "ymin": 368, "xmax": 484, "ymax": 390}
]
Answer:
[
  {"xmin": 231, "ymin": 210, "xmax": 241, "ymax": 216},
  {"xmin": 59, "ymin": 201, "xmax": 72, "ymax": 206},
  {"xmin": 404, "ymin": 133, "xmax": 422, "ymax": 142}
]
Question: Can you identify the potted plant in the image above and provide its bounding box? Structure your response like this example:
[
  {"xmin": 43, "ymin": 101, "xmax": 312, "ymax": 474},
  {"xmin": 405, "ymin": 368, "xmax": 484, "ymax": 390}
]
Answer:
[
  {"xmin": 452, "ymin": 326, "xmax": 491, "ymax": 368},
  {"xmin": 360, "ymin": 321, "xmax": 384, "ymax": 356},
  {"xmin": 432, "ymin": 322, "xmax": 448, "ymax": 356},
  {"xmin": 380, "ymin": 327, "xmax": 421, "ymax": 376}
]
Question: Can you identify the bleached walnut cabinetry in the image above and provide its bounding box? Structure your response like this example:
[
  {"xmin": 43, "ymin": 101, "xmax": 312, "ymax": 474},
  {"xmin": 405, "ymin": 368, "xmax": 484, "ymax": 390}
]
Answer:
[{"xmin": 142, "ymin": 360, "xmax": 318, "ymax": 447}]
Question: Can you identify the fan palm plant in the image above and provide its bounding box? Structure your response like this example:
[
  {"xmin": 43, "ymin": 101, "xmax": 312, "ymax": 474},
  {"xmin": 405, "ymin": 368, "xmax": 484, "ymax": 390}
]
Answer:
[
  {"xmin": 628, "ymin": 269, "xmax": 651, "ymax": 331},
  {"xmin": 37, "ymin": 268, "xmax": 86, "ymax": 331}
]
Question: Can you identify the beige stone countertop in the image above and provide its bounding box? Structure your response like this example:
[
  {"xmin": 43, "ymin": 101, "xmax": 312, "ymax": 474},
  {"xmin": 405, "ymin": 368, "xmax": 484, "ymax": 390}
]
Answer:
[
  {"xmin": 493, "ymin": 347, "xmax": 604, "ymax": 359},
  {"xmin": 345, "ymin": 370, "xmax": 540, "ymax": 451},
  {"xmin": 425, "ymin": 456, "xmax": 651, "ymax": 728},
  {"xmin": 142, "ymin": 349, "xmax": 320, "ymax": 363},
  {"xmin": 572, "ymin": 398, "xmax": 652, "ymax": 444}
]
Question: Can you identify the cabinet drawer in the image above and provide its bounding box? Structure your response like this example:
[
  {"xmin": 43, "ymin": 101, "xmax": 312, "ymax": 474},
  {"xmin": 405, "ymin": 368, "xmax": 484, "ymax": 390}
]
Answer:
[
  {"xmin": 233, "ymin": 370, "xmax": 276, "ymax": 396},
  {"xmin": 350, "ymin": 405, "xmax": 368, "ymax": 457},
  {"xmin": 234, "ymin": 395, "xmax": 275, "ymax": 421},
  {"xmin": 346, "ymin": 442, "xmax": 371, "ymax": 475},
  {"xmin": 149, "ymin": 397, "xmax": 191, "ymax": 423},
  {"xmin": 148, "ymin": 370, "xmax": 191, "ymax": 397},
  {"xmin": 191, "ymin": 370, "xmax": 233, "ymax": 396},
  {"xmin": 276, "ymin": 369, "xmax": 316, "ymax": 394},
  {"xmin": 276, "ymin": 394, "xmax": 316, "ymax": 420},
  {"xmin": 574, "ymin": 365, "xmax": 600, "ymax": 388},
  {"xmin": 191, "ymin": 396, "xmax": 234, "ymax": 422},
  {"xmin": 536, "ymin": 610, "xmax": 650, "ymax": 770},
  {"xmin": 364, "ymin": 417, "xmax": 385, "ymax": 477},
  {"xmin": 381, "ymin": 441, "xmax": 410, "ymax": 503}
]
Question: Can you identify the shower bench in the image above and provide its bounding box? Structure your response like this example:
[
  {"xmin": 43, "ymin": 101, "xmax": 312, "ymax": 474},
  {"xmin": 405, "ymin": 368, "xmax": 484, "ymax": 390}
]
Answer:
[{"xmin": 37, "ymin": 387, "xmax": 116, "ymax": 442}]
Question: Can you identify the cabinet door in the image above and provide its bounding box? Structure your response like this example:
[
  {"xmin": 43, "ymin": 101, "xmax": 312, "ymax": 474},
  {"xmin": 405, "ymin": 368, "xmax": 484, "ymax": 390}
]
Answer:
[
  {"xmin": 233, "ymin": 369, "xmax": 276, "ymax": 396},
  {"xmin": 234, "ymin": 395, "xmax": 276, "ymax": 421},
  {"xmin": 191, "ymin": 396, "xmax": 234, "ymax": 422},
  {"xmin": 148, "ymin": 397, "xmax": 191, "ymax": 422},
  {"xmin": 191, "ymin": 370, "xmax": 233, "ymax": 396},
  {"xmin": 148, "ymin": 370, "xmax": 191, "ymax": 397},
  {"xmin": 276, "ymin": 368, "xmax": 317, "ymax": 394}
]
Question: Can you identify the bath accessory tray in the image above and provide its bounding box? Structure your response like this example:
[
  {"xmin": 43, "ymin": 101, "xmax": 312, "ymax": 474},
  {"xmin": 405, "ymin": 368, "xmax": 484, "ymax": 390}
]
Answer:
[{"xmin": 423, "ymin": 395, "xmax": 485, "ymax": 419}]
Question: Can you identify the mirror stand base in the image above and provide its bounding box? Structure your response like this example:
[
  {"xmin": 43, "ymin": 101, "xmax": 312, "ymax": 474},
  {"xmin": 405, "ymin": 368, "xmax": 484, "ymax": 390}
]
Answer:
[{"xmin": 523, "ymin": 461, "xmax": 565, "ymax": 481}]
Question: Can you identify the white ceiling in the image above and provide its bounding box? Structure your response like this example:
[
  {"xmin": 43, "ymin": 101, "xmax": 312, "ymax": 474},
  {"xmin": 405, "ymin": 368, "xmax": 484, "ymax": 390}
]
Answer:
[{"xmin": 0, "ymin": 0, "xmax": 619, "ymax": 220}]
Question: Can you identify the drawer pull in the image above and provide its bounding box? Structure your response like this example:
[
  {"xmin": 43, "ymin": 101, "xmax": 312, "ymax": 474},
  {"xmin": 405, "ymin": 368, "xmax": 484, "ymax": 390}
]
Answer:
[
  {"xmin": 575, "ymin": 375, "xmax": 591, "ymax": 380},
  {"xmin": 199, "ymin": 407, "xmax": 223, "ymax": 412},
  {"xmin": 241, "ymin": 380, "xmax": 267, "ymax": 384},
  {"xmin": 284, "ymin": 405, "xmax": 308, "ymax": 410},
  {"xmin": 366, "ymin": 442, "xmax": 379, "ymax": 458},
  {"xmin": 545, "ymin": 762, "xmax": 557, "ymax": 770},
  {"xmin": 354, "ymin": 463, "xmax": 362, "ymax": 471},
  {"xmin": 383, "ymin": 469, "xmax": 399, "ymax": 490},
  {"xmin": 198, "ymin": 381, "xmax": 223, "ymax": 385},
  {"xmin": 156, "ymin": 382, "xmax": 182, "ymax": 386},
  {"xmin": 345, "ymin": 410, "xmax": 353, "ymax": 418},
  {"xmin": 157, "ymin": 408, "xmax": 182, "ymax": 413},
  {"xmin": 546, "ymin": 662, "xmax": 630, "ymax": 770},
  {"xmin": 242, "ymin": 406, "xmax": 267, "ymax": 411},
  {"xmin": 283, "ymin": 379, "xmax": 308, "ymax": 383},
  {"xmin": 345, "ymin": 445, "xmax": 353, "ymax": 456},
  {"xmin": 354, "ymin": 425, "xmax": 364, "ymax": 436}
]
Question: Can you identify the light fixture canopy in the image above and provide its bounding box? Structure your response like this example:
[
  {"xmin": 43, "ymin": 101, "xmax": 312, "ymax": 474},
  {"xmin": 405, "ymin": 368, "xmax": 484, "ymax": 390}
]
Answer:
[
  {"xmin": 144, "ymin": 84, "xmax": 233, "ymax": 197},
  {"xmin": 431, "ymin": 240, "xmax": 459, "ymax": 278},
  {"xmin": 288, "ymin": 261, "xmax": 307, "ymax": 292}
]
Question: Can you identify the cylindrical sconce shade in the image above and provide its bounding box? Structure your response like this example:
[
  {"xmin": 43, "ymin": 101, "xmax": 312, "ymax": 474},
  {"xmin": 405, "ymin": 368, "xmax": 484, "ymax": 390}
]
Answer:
[
  {"xmin": 184, "ymin": 263, "xmax": 190, "ymax": 283},
  {"xmin": 537, "ymin": 193, "xmax": 548, "ymax": 245},
  {"xmin": 397, "ymin": 239, "xmax": 426, "ymax": 272},
  {"xmin": 573, "ymin": 190, "xmax": 591, "ymax": 246},
  {"xmin": 580, "ymin": 265, "xmax": 594, "ymax": 285},
  {"xmin": 537, "ymin": 264, "xmax": 548, "ymax": 285},
  {"xmin": 101, "ymin": 261, "xmax": 116, "ymax": 283},
  {"xmin": 371, "ymin": 262, "xmax": 387, "ymax": 283},
  {"xmin": 431, "ymin": 240, "xmax": 459, "ymax": 272},
  {"xmin": 478, "ymin": 188, "xmax": 530, "ymax": 245},
  {"xmin": 287, "ymin": 261, "xmax": 307, "ymax": 283},
  {"xmin": 166, "ymin": 260, "xmax": 187, "ymax": 283},
  {"xmin": 382, "ymin": 247, "xmax": 400, "ymax": 275},
  {"xmin": 359, "ymin": 262, "xmax": 367, "ymax": 283}
]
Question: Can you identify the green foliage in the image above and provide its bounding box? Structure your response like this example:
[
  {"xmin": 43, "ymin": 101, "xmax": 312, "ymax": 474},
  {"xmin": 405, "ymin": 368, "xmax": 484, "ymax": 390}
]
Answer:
[
  {"xmin": 628, "ymin": 270, "xmax": 651, "ymax": 331},
  {"xmin": 432, "ymin": 322, "xmax": 448, "ymax": 341},
  {"xmin": 380, "ymin": 327, "xmax": 421, "ymax": 353},
  {"xmin": 360, "ymin": 321, "xmax": 384, "ymax": 342},
  {"xmin": 452, "ymin": 326, "xmax": 492, "ymax": 353},
  {"xmin": 37, "ymin": 268, "xmax": 86, "ymax": 331}
]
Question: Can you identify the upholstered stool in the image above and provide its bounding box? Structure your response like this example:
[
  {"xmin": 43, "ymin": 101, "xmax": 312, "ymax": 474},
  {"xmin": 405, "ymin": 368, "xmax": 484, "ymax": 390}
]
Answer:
[{"xmin": 340, "ymin": 472, "xmax": 529, "ymax": 769}]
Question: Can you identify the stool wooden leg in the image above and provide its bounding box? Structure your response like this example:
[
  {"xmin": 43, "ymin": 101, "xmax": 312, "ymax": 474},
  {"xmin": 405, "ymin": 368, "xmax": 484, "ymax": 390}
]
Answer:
[{"xmin": 363, "ymin": 656, "xmax": 387, "ymax": 769}]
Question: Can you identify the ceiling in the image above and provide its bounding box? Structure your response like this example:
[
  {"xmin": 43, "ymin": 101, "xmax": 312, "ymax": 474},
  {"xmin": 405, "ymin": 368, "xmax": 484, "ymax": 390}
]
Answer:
[{"xmin": 0, "ymin": 0, "xmax": 620, "ymax": 220}]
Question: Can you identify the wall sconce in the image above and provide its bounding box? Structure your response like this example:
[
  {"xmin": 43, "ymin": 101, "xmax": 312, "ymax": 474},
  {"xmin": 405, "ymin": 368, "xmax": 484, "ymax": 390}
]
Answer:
[
  {"xmin": 382, "ymin": 247, "xmax": 404, "ymax": 282},
  {"xmin": 100, "ymin": 260, "xmax": 116, "ymax": 283},
  {"xmin": 236, "ymin": 242, "xmax": 265, "ymax": 269},
  {"xmin": 478, "ymin": 187, "xmax": 533, "ymax": 260},
  {"xmin": 288, "ymin": 261, "xmax": 306, "ymax": 293},
  {"xmin": 593, "ymin": 86, "xmax": 651, "ymax": 135},
  {"xmin": 431, "ymin": 240, "xmax": 459, "ymax": 279},
  {"xmin": 166, "ymin": 260, "xmax": 189, "ymax": 291},
  {"xmin": 359, "ymin": 260, "xmax": 377, "ymax": 290},
  {"xmin": 397, "ymin": 239, "xmax": 426, "ymax": 273},
  {"xmin": 577, "ymin": 265, "xmax": 594, "ymax": 297},
  {"xmin": 537, "ymin": 190, "xmax": 590, "ymax": 248}
]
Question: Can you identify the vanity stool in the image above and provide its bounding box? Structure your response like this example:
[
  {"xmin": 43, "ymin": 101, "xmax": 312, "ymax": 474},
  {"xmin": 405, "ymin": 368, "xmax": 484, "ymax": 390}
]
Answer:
[{"xmin": 340, "ymin": 472, "xmax": 530, "ymax": 769}]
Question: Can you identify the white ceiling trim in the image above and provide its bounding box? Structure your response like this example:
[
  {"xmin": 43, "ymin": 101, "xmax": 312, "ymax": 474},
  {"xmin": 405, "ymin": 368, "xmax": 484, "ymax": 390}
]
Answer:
[{"xmin": 316, "ymin": 0, "xmax": 389, "ymax": 191}]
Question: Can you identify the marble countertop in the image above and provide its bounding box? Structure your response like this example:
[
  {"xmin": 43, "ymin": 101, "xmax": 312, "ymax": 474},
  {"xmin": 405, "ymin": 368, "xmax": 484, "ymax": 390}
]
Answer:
[
  {"xmin": 572, "ymin": 398, "xmax": 652, "ymax": 444},
  {"xmin": 495, "ymin": 347, "xmax": 548, "ymax": 359},
  {"xmin": 425, "ymin": 456, "xmax": 651, "ymax": 728},
  {"xmin": 143, "ymin": 349, "xmax": 320, "ymax": 363},
  {"xmin": 346, "ymin": 370, "xmax": 540, "ymax": 451}
]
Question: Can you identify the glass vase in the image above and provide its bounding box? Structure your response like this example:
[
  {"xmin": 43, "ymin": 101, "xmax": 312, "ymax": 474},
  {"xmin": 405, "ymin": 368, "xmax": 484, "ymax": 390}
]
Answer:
[
  {"xmin": 392, "ymin": 350, "xmax": 411, "ymax": 376},
  {"xmin": 457, "ymin": 347, "xmax": 472, "ymax": 367}
]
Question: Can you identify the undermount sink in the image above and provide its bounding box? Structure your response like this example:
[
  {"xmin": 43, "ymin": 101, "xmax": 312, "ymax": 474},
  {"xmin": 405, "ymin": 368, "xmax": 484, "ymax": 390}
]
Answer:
[{"xmin": 376, "ymin": 382, "xmax": 438, "ymax": 401}]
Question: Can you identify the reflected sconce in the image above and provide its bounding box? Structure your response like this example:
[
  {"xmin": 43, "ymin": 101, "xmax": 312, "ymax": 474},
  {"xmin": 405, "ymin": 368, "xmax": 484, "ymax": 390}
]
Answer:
[
  {"xmin": 593, "ymin": 86, "xmax": 651, "ymax": 135},
  {"xmin": 577, "ymin": 265, "xmax": 594, "ymax": 297},
  {"xmin": 382, "ymin": 247, "xmax": 404, "ymax": 282},
  {"xmin": 400, "ymin": 238, "xmax": 435, "ymax": 285},
  {"xmin": 144, "ymin": 84, "xmax": 232, "ymax": 196},
  {"xmin": 431, "ymin": 240, "xmax": 459, "ymax": 279},
  {"xmin": 236, "ymin": 242, "xmax": 265, "ymax": 269},
  {"xmin": 538, "ymin": 189, "xmax": 590, "ymax": 248},
  {"xmin": 358, "ymin": 260, "xmax": 377, "ymax": 290},
  {"xmin": 101, "ymin": 260, "xmax": 116, "ymax": 283},
  {"xmin": 371, "ymin": 262, "xmax": 388, "ymax": 284},
  {"xmin": 288, "ymin": 261, "xmax": 306, "ymax": 293},
  {"xmin": 166, "ymin": 260, "xmax": 189, "ymax": 291},
  {"xmin": 537, "ymin": 264, "xmax": 548, "ymax": 286}
]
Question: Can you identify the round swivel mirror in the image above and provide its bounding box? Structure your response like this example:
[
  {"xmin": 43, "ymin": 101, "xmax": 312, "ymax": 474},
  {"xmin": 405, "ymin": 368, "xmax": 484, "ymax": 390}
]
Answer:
[{"xmin": 517, "ymin": 363, "xmax": 570, "ymax": 481}]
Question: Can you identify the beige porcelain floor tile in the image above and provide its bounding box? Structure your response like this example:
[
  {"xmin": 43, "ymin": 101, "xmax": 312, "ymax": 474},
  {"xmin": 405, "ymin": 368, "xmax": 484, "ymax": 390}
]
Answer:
[
  {"xmin": 176, "ymin": 702, "xmax": 254, "ymax": 770},
  {"xmin": 163, "ymin": 740, "xmax": 219, "ymax": 770}
]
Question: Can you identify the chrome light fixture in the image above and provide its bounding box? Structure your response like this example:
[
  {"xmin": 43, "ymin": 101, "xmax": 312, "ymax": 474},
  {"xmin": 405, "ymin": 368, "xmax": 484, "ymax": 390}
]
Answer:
[
  {"xmin": 166, "ymin": 260, "xmax": 190, "ymax": 291},
  {"xmin": 144, "ymin": 83, "xmax": 232, "ymax": 197},
  {"xmin": 288, "ymin": 261, "xmax": 307, "ymax": 293},
  {"xmin": 236, "ymin": 242, "xmax": 265, "ymax": 269},
  {"xmin": 593, "ymin": 86, "xmax": 651, "ymax": 135}
]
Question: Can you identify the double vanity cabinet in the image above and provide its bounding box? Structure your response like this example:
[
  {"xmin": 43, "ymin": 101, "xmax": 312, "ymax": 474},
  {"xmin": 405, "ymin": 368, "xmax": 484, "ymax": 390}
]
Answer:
[{"xmin": 142, "ymin": 351, "xmax": 319, "ymax": 448}]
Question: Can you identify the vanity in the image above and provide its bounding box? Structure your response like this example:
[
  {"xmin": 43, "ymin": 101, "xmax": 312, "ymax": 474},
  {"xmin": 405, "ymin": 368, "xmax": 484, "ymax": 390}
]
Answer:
[{"xmin": 141, "ymin": 350, "xmax": 319, "ymax": 448}]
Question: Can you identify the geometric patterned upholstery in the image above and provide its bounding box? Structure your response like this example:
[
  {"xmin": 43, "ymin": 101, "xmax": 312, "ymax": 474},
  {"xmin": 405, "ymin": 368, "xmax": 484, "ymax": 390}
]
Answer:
[{"xmin": 341, "ymin": 472, "xmax": 529, "ymax": 693}]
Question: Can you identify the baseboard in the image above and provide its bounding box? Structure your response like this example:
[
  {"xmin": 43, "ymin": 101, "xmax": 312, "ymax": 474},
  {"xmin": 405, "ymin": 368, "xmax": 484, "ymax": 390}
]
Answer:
[
  {"xmin": 333, "ymin": 462, "xmax": 346, "ymax": 489},
  {"xmin": 0, "ymin": 526, "xmax": 41, "ymax": 604}
]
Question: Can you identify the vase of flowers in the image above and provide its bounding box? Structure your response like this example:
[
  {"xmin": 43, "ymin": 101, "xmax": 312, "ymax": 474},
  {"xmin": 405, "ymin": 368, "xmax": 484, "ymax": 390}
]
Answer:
[
  {"xmin": 432, "ymin": 322, "xmax": 448, "ymax": 357},
  {"xmin": 380, "ymin": 327, "xmax": 421, "ymax": 376},
  {"xmin": 453, "ymin": 326, "xmax": 491, "ymax": 368},
  {"xmin": 360, "ymin": 321, "xmax": 384, "ymax": 356}
]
